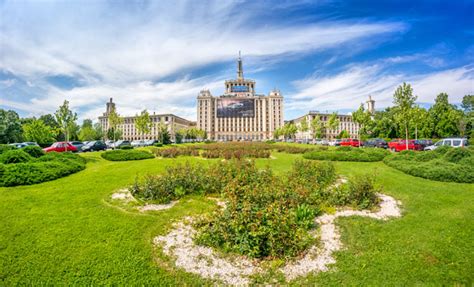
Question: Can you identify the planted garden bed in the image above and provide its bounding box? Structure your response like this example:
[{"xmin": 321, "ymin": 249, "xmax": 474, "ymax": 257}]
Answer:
[{"xmin": 303, "ymin": 146, "xmax": 390, "ymax": 162}]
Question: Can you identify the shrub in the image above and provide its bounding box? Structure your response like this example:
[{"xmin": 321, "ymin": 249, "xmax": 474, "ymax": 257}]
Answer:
[
  {"xmin": 154, "ymin": 143, "xmax": 163, "ymax": 147},
  {"xmin": 101, "ymin": 150, "xmax": 154, "ymax": 161},
  {"xmin": 22, "ymin": 146, "xmax": 45, "ymax": 158},
  {"xmin": 384, "ymin": 148, "xmax": 474, "ymax": 183},
  {"xmin": 119, "ymin": 145, "xmax": 133, "ymax": 150},
  {"xmin": 0, "ymin": 144, "xmax": 16, "ymax": 154},
  {"xmin": 443, "ymin": 148, "xmax": 472, "ymax": 163},
  {"xmin": 0, "ymin": 150, "xmax": 33, "ymax": 164},
  {"xmin": 327, "ymin": 175, "xmax": 381, "ymax": 209},
  {"xmin": 303, "ymin": 148, "xmax": 389, "ymax": 162},
  {"xmin": 0, "ymin": 152, "xmax": 85, "ymax": 187}
]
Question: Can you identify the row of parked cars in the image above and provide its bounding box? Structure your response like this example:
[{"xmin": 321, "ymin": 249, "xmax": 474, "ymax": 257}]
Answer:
[{"xmin": 312, "ymin": 137, "xmax": 468, "ymax": 151}]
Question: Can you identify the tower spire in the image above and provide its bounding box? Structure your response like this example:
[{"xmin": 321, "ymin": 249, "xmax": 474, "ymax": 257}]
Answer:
[{"xmin": 237, "ymin": 51, "xmax": 243, "ymax": 80}]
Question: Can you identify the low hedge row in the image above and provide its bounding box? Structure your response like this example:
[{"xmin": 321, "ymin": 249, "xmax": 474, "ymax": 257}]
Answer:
[
  {"xmin": 0, "ymin": 151, "xmax": 86, "ymax": 187},
  {"xmin": 101, "ymin": 149, "xmax": 154, "ymax": 161},
  {"xmin": 303, "ymin": 146, "xmax": 390, "ymax": 162},
  {"xmin": 383, "ymin": 147, "xmax": 474, "ymax": 183}
]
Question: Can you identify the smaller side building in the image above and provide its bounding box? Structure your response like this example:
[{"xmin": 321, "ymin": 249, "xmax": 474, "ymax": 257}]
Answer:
[
  {"xmin": 288, "ymin": 96, "xmax": 375, "ymax": 140},
  {"xmin": 98, "ymin": 98, "xmax": 195, "ymax": 141}
]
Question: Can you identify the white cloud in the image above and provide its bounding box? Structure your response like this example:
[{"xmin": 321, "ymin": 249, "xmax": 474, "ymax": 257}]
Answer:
[{"xmin": 286, "ymin": 65, "xmax": 474, "ymax": 117}]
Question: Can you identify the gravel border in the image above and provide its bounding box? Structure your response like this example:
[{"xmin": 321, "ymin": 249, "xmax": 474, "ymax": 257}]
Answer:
[{"xmin": 154, "ymin": 193, "xmax": 402, "ymax": 285}]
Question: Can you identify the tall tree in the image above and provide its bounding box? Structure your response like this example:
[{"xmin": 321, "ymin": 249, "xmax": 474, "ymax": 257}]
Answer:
[
  {"xmin": 283, "ymin": 123, "xmax": 297, "ymax": 140},
  {"xmin": 372, "ymin": 108, "xmax": 398, "ymax": 139},
  {"xmin": 135, "ymin": 110, "xmax": 152, "ymax": 141},
  {"xmin": 460, "ymin": 95, "xmax": 473, "ymax": 138},
  {"xmin": 54, "ymin": 100, "xmax": 78, "ymax": 151},
  {"xmin": 39, "ymin": 114, "xmax": 62, "ymax": 140},
  {"xmin": 22, "ymin": 119, "xmax": 55, "ymax": 145},
  {"xmin": 78, "ymin": 119, "xmax": 97, "ymax": 141},
  {"xmin": 0, "ymin": 109, "xmax": 23, "ymax": 143},
  {"xmin": 94, "ymin": 123, "xmax": 104, "ymax": 140},
  {"xmin": 326, "ymin": 112, "xmax": 340, "ymax": 140},
  {"xmin": 299, "ymin": 118, "xmax": 309, "ymax": 142},
  {"xmin": 107, "ymin": 105, "xmax": 123, "ymax": 146},
  {"xmin": 393, "ymin": 83, "xmax": 417, "ymax": 150},
  {"xmin": 310, "ymin": 116, "xmax": 324, "ymax": 142},
  {"xmin": 429, "ymin": 93, "xmax": 462, "ymax": 138},
  {"xmin": 352, "ymin": 104, "xmax": 372, "ymax": 144}
]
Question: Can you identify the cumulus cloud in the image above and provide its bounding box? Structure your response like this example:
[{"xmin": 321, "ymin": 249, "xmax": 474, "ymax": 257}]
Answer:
[{"xmin": 286, "ymin": 64, "xmax": 474, "ymax": 117}]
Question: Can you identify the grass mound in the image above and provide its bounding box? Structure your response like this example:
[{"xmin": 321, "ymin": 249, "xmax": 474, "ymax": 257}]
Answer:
[
  {"xmin": 303, "ymin": 146, "xmax": 390, "ymax": 162},
  {"xmin": 101, "ymin": 149, "xmax": 154, "ymax": 161},
  {"xmin": 383, "ymin": 147, "xmax": 474, "ymax": 183},
  {"xmin": 0, "ymin": 151, "xmax": 86, "ymax": 187}
]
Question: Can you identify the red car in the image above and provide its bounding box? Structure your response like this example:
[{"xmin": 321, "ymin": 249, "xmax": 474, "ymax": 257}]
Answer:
[
  {"xmin": 388, "ymin": 140, "xmax": 421, "ymax": 152},
  {"xmin": 340, "ymin": 138, "xmax": 361, "ymax": 147},
  {"xmin": 43, "ymin": 142, "xmax": 78, "ymax": 153}
]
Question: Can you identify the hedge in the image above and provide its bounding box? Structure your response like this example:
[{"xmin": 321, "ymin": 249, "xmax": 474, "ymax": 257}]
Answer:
[
  {"xmin": 303, "ymin": 147, "xmax": 390, "ymax": 162},
  {"xmin": 0, "ymin": 152, "xmax": 86, "ymax": 187},
  {"xmin": 101, "ymin": 149, "xmax": 154, "ymax": 161},
  {"xmin": 383, "ymin": 148, "xmax": 474, "ymax": 183}
]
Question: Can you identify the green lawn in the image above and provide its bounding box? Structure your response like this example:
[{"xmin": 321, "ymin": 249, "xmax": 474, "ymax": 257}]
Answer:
[{"xmin": 0, "ymin": 152, "xmax": 473, "ymax": 285}]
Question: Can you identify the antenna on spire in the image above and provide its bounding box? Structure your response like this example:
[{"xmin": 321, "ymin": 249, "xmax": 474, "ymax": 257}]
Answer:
[{"xmin": 237, "ymin": 51, "xmax": 243, "ymax": 80}]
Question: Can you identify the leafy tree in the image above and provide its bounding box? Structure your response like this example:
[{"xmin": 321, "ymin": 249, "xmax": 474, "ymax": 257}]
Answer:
[
  {"xmin": 310, "ymin": 116, "xmax": 324, "ymax": 141},
  {"xmin": 273, "ymin": 127, "xmax": 282, "ymax": 140},
  {"xmin": 0, "ymin": 109, "xmax": 23, "ymax": 143},
  {"xmin": 155, "ymin": 122, "xmax": 171, "ymax": 144},
  {"xmin": 337, "ymin": 130, "xmax": 350, "ymax": 139},
  {"xmin": 298, "ymin": 118, "xmax": 309, "ymax": 141},
  {"xmin": 326, "ymin": 112, "xmax": 340, "ymax": 140},
  {"xmin": 461, "ymin": 95, "xmax": 473, "ymax": 138},
  {"xmin": 281, "ymin": 123, "xmax": 297, "ymax": 140},
  {"xmin": 352, "ymin": 104, "xmax": 373, "ymax": 143},
  {"xmin": 107, "ymin": 105, "xmax": 123, "ymax": 145},
  {"xmin": 54, "ymin": 100, "xmax": 78, "ymax": 151},
  {"xmin": 429, "ymin": 93, "xmax": 462, "ymax": 138},
  {"xmin": 94, "ymin": 123, "xmax": 104, "ymax": 140},
  {"xmin": 39, "ymin": 114, "xmax": 62, "ymax": 140},
  {"xmin": 135, "ymin": 110, "xmax": 152, "ymax": 141},
  {"xmin": 22, "ymin": 119, "xmax": 55, "ymax": 145},
  {"xmin": 78, "ymin": 119, "xmax": 97, "ymax": 141},
  {"xmin": 393, "ymin": 83, "xmax": 417, "ymax": 149},
  {"xmin": 372, "ymin": 108, "xmax": 398, "ymax": 139}
]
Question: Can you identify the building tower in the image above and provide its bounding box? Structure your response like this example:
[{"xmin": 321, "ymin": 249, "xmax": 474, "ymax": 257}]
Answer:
[
  {"xmin": 105, "ymin": 97, "xmax": 115, "ymax": 115},
  {"xmin": 237, "ymin": 51, "xmax": 243, "ymax": 80},
  {"xmin": 366, "ymin": 95, "xmax": 375, "ymax": 114}
]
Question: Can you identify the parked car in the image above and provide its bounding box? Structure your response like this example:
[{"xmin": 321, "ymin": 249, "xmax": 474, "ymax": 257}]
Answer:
[
  {"xmin": 23, "ymin": 142, "xmax": 40, "ymax": 147},
  {"xmin": 131, "ymin": 140, "xmax": 147, "ymax": 147},
  {"xmin": 9, "ymin": 143, "xmax": 27, "ymax": 148},
  {"xmin": 81, "ymin": 140, "xmax": 107, "ymax": 152},
  {"xmin": 145, "ymin": 139, "xmax": 158, "ymax": 146},
  {"xmin": 424, "ymin": 138, "xmax": 469, "ymax": 151},
  {"xmin": 113, "ymin": 140, "xmax": 132, "ymax": 149},
  {"xmin": 105, "ymin": 140, "xmax": 115, "ymax": 149},
  {"xmin": 364, "ymin": 138, "xmax": 388, "ymax": 149},
  {"xmin": 340, "ymin": 138, "xmax": 361, "ymax": 147},
  {"xmin": 43, "ymin": 142, "xmax": 77, "ymax": 153},
  {"xmin": 69, "ymin": 141, "xmax": 85, "ymax": 151},
  {"xmin": 388, "ymin": 140, "xmax": 421, "ymax": 152}
]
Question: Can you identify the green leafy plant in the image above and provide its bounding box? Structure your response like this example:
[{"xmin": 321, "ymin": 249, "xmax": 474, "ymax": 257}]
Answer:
[{"xmin": 101, "ymin": 150, "xmax": 154, "ymax": 161}]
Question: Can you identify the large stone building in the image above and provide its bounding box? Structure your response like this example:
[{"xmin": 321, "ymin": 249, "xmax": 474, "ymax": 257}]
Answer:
[
  {"xmin": 289, "ymin": 96, "xmax": 375, "ymax": 140},
  {"xmin": 99, "ymin": 98, "xmax": 195, "ymax": 141},
  {"xmin": 197, "ymin": 54, "xmax": 284, "ymax": 141}
]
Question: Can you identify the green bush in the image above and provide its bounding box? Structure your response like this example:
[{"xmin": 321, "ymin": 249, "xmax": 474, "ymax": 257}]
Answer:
[
  {"xmin": 119, "ymin": 145, "xmax": 133, "ymax": 150},
  {"xmin": 0, "ymin": 150, "xmax": 33, "ymax": 164},
  {"xmin": 153, "ymin": 143, "xmax": 163, "ymax": 147},
  {"xmin": 22, "ymin": 146, "xmax": 45, "ymax": 158},
  {"xmin": 326, "ymin": 175, "xmax": 381, "ymax": 209},
  {"xmin": 0, "ymin": 152, "xmax": 85, "ymax": 187},
  {"xmin": 384, "ymin": 148, "xmax": 474, "ymax": 183},
  {"xmin": 0, "ymin": 144, "xmax": 16, "ymax": 154},
  {"xmin": 101, "ymin": 150, "xmax": 154, "ymax": 161},
  {"xmin": 303, "ymin": 148, "xmax": 389, "ymax": 162}
]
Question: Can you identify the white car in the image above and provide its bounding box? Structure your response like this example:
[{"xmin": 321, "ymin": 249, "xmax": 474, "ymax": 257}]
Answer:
[
  {"xmin": 131, "ymin": 140, "xmax": 147, "ymax": 147},
  {"xmin": 424, "ymin": 138, "xmax": 469, "ymax": 150}
]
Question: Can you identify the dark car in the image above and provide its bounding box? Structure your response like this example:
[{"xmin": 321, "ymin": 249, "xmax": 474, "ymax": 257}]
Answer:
[
  {"xmin": 69, "ymin": 141, "xmax": 85, "ymax": 151},
  {"xmin": 82, "ymin": 140, "xmax": 107, "ymax": 152},
  {"xmin": 364, "ymin": 138, "xmax": 388, "ymax": 149},
  {"xmin": 416, "ymin": 139, "xmax": 433, "ymax": 149}
]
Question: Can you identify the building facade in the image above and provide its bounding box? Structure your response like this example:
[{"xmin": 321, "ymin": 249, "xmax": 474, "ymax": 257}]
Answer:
[
  {"xmin": 99, "ymin": 98, "xmax": 195, "ymax": 141},
  {"xmin": 289, "ymin": 96, "xmax": 375, "ymax": 140},
  {"xmin": 197, "ymin": 55, "xmax": 284, "ymax": 141}
]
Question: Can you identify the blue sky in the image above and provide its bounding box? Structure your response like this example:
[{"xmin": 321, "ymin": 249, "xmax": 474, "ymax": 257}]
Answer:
[{"xmin": 1, "ymin": 0, "xmax": 473, "ymax": 122}]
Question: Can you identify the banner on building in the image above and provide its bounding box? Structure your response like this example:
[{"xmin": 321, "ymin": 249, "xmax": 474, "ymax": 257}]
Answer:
[{"xmin": 217, "ymin": 99, "xmax": 255, "ymax": 117}]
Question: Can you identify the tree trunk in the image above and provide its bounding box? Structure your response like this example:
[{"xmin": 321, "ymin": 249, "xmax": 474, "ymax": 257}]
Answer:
[
  {"xmin": 415, "ymin": 124, "xmax": 418, "ymax": 140},
  {"xmin": 405, "ymin": 123, "xmax": 409, "ymax": 150}
]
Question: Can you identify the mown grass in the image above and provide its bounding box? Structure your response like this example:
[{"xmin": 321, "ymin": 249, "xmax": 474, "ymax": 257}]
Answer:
[{"xmin": 0, "ymin": 151, "xmax": 473, "ymax": 285}]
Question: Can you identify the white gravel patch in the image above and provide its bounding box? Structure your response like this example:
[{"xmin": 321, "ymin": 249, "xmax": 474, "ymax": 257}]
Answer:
[
  {"xmin": 139, "ymin": 201, "xmax": 177, "ymax": 212},
  {"xmin": 155, "ymin": 193, "xmax": 402, "ymax": 284},
  {"xmin": 281, "ymin": 193, "xmax": 402, "ymax": 280},
  {"xmin": 155, "ymin": 220, "xmax": 260, "ymax": 285},
  {"xmin": 111, "ymin": 189, "xmax": 136, "ymax": 203}
]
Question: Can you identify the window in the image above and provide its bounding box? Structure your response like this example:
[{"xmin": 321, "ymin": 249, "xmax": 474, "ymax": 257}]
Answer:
[
  {"xmin": 443, "ymin": 140, "xmax": 451, "ymax": 146},
  {"xmin": 453, "ymin": 140, "xmax": 461, "ymax": 146}
]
